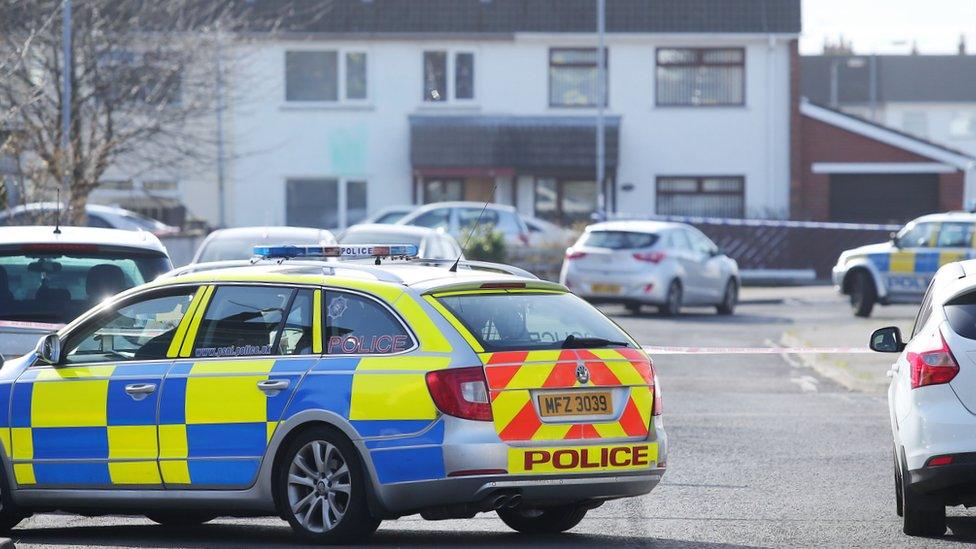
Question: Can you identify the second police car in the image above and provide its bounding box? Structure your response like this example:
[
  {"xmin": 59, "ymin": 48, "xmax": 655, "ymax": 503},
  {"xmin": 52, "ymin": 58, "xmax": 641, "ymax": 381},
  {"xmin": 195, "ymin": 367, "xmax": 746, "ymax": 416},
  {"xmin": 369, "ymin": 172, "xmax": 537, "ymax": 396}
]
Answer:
[
  {"xmin": 0, "ymin": 244, "xmax": 666, "ymax": 543},
  {"xmin": 834, "ymin": 212, "xmax": 976, "ymax": 317}
]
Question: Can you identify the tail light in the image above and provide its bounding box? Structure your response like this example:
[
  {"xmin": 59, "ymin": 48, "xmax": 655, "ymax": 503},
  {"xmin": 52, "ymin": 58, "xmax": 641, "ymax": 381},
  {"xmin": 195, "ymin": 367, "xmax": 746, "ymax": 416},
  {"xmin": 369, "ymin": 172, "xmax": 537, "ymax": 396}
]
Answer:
[
  {"xmin": 651, "ymin": 362, "xmax": 663, "ymax": 416},
  {"xmin": 908, "ymin": 333, "xmax": 959, "ymax": 389},
  {"xmin": 633, "ymin": 251, "xmax": 666, "ymax": 264},
  {"xmin": 565, "ymin": 249, "xmax": 587, "ymax": 260},
  {"xmin": 926, "ymin": 455, "xmax": 955, "ymax": 467},
  {"xmin": 426, "ymin": 366, "xmax": 493, "ymax": 421}
]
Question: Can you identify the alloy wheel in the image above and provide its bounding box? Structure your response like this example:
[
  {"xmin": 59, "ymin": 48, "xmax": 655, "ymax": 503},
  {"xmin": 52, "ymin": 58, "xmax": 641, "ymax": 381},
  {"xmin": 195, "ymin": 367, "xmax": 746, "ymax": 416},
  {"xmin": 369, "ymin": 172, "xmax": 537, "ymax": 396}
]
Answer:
[{"xmin": 287, "ymin": 440, "xmax": 352, "ymax": 533}]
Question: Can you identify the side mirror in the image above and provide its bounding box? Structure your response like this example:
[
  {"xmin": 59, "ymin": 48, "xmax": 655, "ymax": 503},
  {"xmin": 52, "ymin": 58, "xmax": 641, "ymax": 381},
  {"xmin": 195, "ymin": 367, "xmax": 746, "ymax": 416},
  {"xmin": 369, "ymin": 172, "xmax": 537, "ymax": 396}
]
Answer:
[
  {"xmin": 870, "ymin": 326, "xmax": 905, "ymax": 353},
  {"xmin": 890, "ymin": 232, "xmax": 901, "ymax": 248},
  {"xmin": 35, "ymin": 333, "xmax": 61, "ymax": 365}
]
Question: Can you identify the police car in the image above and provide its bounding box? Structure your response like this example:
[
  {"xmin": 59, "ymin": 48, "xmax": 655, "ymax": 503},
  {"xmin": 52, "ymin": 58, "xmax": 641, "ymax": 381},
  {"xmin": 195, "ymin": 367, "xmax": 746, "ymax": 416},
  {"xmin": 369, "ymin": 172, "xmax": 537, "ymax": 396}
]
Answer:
[
  {"xmin": 0, "ymin": 244, "xmax": 666, "ymax": 543},
  {"xmin": 833, "ymin": 212, "xmax": 976, "ymax": 317}
]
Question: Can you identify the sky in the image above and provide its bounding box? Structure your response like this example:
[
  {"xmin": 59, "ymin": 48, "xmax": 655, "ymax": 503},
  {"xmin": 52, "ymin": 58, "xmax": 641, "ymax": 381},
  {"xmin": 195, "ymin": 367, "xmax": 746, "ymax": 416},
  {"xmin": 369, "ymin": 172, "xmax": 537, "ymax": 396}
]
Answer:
[{"xmin": 800, "ymin": 0, "xmax": 976, "ymax": 55}]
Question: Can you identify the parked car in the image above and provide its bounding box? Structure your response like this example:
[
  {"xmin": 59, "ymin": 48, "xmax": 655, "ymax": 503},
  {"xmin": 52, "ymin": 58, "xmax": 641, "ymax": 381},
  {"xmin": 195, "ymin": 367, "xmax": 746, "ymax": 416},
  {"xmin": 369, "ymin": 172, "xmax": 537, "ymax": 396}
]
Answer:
[
  {"xmin": 190, "ymin": 226, "xmax": 337, "ymax": 264},
  {"xmin": 338, "ymin": 224, "xmax": 463, "ymax": 260},
  {"xmin": 395, "ymin": 202, "xmax": 530, "ymax": 248},
  {"xmin": 0, "ymin": 226, "xmax": 173, "ymax": 358},
  {"xmin": 359, "ymin": 205, "xmax": 415, "ymax": 225},
  {"xmin": 0, "ymin": 202, "xmax": 179, "ymax": 237},
  {"xmin": 560, "ymin": 221, "xmax": 739, "ymax": 315},
  {"xmin": 833, "ymin": 212, "xmax": 976, "ymax": 318},
  {"xmin": 870, "ymin": 258, "xmax": 976, "ymax": 536},
  {"xmin": 525, "ymin": 216, "xmax": 575, "ymax": 247}
]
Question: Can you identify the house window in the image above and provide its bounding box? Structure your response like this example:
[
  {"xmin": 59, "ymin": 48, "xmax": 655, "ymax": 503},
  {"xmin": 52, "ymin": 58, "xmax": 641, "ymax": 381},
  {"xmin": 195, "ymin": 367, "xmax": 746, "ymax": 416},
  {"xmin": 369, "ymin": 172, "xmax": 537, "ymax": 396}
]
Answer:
[
  {"xmin": 950, "ymin": 112, "xmax": 976, "ymax": 139},
  {"xmin": 423, "ymin": 51, "xmax": 475, "ymax": 102},
  {"xmin": 534, "ymin": 179, "xmax": 598, "ymax": 225},
  {"xmin": 656, "ymin": 176, "xmax": 745, "ymax": 218},
  {"xmin": 656, "ymin": 48, "xmax": 745, "ymax": 106},
  {"xmin": 286, "ymin": 178, "xmax": 367, "ymax": 229},
  {"xmin": 423, "ymin": 180, "xmax": 463, "ymax": 202},
  {"xmin": 549, "ymin": 48, "xmax": 607, "ymax": 107},
  {"xmin": 285, "ymin": 50, "xmax": 368, "ymax": 102}
]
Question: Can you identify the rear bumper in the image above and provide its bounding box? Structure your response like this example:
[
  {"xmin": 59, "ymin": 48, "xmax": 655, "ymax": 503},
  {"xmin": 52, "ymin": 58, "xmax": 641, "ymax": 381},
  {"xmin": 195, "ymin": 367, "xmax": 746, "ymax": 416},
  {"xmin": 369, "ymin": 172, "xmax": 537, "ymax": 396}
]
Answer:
[
  {"xmin": 909, "ymin": 463, "xmax": 976, "ymax": 496},
  {"xmin": 561, "ymin": 271, "xmax": 670, "ymax": 304},
  {"xmin": 375, "ymin": 469, "xmax": 664, "ymax": 517}
]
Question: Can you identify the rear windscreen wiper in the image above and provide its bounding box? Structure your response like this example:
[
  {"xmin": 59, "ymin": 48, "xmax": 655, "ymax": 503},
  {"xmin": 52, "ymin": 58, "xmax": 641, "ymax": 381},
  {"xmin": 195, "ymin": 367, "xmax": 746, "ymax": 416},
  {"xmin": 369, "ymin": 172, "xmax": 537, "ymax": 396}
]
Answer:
[{"xmin": 561, "ymin": 335, "xmax": 630, "ymax": 349}]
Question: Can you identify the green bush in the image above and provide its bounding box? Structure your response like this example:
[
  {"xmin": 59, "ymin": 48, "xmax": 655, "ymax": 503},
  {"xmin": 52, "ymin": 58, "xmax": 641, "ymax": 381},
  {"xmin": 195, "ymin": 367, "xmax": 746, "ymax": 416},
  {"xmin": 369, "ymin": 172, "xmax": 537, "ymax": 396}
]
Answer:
[{"xmin": 461, "ymin": 225, "xmax": 507, "ymax": 263}]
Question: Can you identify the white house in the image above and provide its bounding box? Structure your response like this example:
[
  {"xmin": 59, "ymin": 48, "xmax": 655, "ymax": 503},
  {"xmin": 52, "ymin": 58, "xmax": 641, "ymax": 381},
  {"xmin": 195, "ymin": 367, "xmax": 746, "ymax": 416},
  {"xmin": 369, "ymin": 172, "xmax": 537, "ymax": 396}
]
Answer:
[{"xmin": 185, "ymin": 0, "xmax": 801, "ymax": 230}]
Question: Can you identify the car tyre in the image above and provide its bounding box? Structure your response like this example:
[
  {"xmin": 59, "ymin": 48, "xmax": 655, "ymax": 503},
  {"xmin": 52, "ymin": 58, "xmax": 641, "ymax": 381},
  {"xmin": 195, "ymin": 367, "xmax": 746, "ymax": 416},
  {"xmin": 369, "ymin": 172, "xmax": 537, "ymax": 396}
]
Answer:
[
  {"xmin": 497, "ymin": 504, "xmax": 588, "ymax": 534},
  {"xmin": 275, "ymin": 425, "xmax": 380, "ymax": 544},
  {"xmin": 145, "ymin": 511, "xmax": 216, "ymax": 527},
  {"xmin": 0, "ymin": 462, "xmax": 28, "ymax": 533},
  {"xmin": 716, "ymin": 279, "xmax": 738, "ymax": 315},
  {"xmin": 901, "ymin": 465, "xmax": 945, "ymax": 537},
  {"xmin": 850, "ymin": 270, "xmax": 876, "ymax": 318},
  {"xmin": 658, "ymin": 281, "xmax": 682, "ymax": 317}
]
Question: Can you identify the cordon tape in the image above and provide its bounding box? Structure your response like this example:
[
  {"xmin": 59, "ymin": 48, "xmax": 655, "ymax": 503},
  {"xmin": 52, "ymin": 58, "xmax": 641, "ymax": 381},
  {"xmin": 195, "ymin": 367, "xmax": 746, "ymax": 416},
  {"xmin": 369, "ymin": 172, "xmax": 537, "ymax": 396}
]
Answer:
[{"xmin": 643, "ymin": 345, "xmax": 873, "ymax": 355}]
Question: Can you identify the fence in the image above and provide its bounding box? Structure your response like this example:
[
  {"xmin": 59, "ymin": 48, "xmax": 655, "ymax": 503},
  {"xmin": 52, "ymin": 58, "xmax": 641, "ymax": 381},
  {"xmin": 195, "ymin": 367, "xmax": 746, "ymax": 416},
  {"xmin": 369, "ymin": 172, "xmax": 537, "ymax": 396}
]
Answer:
[{"xmin": 625, "ymin": 215, "xmax": 901, "ymax": 282}]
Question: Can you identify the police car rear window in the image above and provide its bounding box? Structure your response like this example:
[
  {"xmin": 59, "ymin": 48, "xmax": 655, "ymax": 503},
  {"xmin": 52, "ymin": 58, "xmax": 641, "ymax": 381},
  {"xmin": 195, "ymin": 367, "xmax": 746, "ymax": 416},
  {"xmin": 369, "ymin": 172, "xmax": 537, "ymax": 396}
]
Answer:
[
  {"xmin": 436, "ymin": 292, "xmax": 634, "ymax": 352},
  {"xmin": 582, "ymin": 231, "xmax": 658, "ymax": 250}
]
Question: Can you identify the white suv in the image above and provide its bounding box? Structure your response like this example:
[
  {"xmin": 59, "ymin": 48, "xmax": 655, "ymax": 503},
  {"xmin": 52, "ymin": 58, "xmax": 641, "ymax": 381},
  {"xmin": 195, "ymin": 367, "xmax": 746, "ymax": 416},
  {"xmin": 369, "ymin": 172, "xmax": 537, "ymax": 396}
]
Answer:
[{"xmin": 871, "ymin": 259, "xmax": 976, "ymax": 536}]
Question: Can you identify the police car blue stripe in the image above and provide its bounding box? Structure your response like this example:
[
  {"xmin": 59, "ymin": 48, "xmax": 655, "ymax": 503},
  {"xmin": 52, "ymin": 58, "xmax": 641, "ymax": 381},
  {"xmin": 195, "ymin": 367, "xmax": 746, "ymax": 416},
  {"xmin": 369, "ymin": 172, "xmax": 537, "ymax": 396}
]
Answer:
[
  {"xmin": 106, "ymin": 379, "xmax": 158, "ymax": 426},
  {"xmin": 271, "ymin": 358, "xmax": 319, "ymax": 373},
  {"xmin": 284, "ymin": 374, "xmax": 354, "ymax": 418},
  {"xmin": 352, "ymin": 420, "xmax": 434, "ymax": 438},
  {"xmin": 0, "ymin": 383, "xmax": 11, "ymax": 427},
  {"xmin": 10, "ymin": 384, "xmax": 31, "ymax": 428},
  {"xmin": 158, "ymin": 377, "xmax": 187, "ymax": 424},
  {"xmin": 868, "ymin": 253, "xmax": 890, "ymax": 272},
  {"xmin": 915, "ymin": 252, "xmax": 940, "ymax": 273},
  {"xmin": 370, "ymin": 446, "xmax": 445, "ymax": 484},
  {"xmin": 187, "ymin": 458, "xmax": 260, "ymax": 485},
  {"xmin": 109, "ymin": 363, "xmax": 170, "ymax": 377},
  {"xmin": 364, "ymin": 420, "xmax": 445, "ymax": 449},
  {"xmin": 33, "ymin": 427, "xmax": 108, "ymax": 459},
  {"xmin": 186, "ymin": 423, "xmax": 266, "ymax": 458},
  {"xmin": 168, "ymin": 362, "xmax": 195, "ymax": 376},
  {"xmin": 33, "ymin": 462, "xmax": 111, "ymax": 485},
  {"xmin": 311, "ymin": 357, "xmax": 361, "ymax": 372}
]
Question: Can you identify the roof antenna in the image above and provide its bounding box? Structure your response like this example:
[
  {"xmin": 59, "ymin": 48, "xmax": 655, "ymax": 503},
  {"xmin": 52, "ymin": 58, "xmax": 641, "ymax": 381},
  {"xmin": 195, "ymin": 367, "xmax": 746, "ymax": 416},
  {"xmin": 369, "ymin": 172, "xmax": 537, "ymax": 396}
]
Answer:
[
  {"xmin": 449, "ymin": 182, "xmax": 497, "ymax": 273},
  {"xmin": 53, "ymin": 187, "xmax": 62, "ymax": 234}
]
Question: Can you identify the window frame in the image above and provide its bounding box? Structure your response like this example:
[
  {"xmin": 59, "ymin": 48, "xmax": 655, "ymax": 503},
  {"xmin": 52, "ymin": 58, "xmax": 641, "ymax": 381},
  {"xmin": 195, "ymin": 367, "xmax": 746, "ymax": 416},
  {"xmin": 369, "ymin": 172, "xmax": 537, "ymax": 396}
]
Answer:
[
  {"xmin": 654, "ymin": 47, "xmax": 746, "ymax": 108},
  {"xmin": 533, "ymin": 178, "xmax": 600, "ymax": 225},
  {"xmin": 548, "ymin": 47, "xmax": 608, "ymax": 108},
  {"xmin": 321, "ymin": 287, "xmax": 418, "ymax": 357},
  {"xmin": 655, "ymin": 175, "xmax": 746, "ymax": 218},
  {"xmin": 283, "ymin": 48, "xmax": 370, "ymax": 105},
  {"xmin": 421, "ymin": 49, "xmax": 477, "ymax": 104},
  {"xmin": 53, "ymin": 285, "xmax": 202, "ymax": 367}
]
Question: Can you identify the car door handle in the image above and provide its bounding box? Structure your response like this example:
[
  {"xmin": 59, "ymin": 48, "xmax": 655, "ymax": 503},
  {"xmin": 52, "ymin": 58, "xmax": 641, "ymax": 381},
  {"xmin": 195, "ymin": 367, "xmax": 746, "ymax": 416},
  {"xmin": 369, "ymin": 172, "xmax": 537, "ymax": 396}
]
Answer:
[
  {"xmin": 257, "ymin": 379, "xmax": 290, "ymax": 396},
  {"xmin": 124, "ymin": 383, "xmax": 156, "ymax": 401}
]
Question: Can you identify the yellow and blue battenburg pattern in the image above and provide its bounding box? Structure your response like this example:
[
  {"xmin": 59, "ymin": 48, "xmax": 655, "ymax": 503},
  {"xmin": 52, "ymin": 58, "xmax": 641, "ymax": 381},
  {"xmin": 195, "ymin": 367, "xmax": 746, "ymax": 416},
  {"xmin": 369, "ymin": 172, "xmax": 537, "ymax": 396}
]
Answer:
[
  {"xmin": 867, "ymin": 250, "xmax": 976, "ymax": 292},
  {"xmin": 0, "ymin": 286, "xmax": 458, "ymax": 488}
]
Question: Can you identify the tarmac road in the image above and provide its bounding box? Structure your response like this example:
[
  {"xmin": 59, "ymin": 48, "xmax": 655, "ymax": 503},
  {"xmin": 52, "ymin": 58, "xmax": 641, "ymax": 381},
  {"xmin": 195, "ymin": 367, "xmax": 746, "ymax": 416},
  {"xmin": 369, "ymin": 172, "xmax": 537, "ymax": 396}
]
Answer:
[{"xmin": 9, "ymin": 287, "xmax": 975, "ymax": 548}]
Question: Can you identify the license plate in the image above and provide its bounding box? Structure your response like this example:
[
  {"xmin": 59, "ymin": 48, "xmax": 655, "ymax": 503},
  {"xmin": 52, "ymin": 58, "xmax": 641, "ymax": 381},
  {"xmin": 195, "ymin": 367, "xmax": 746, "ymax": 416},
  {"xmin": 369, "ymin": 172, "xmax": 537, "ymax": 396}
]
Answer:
[
  {"xmin": 591, "ymin": 283, "xmax": 620, "ymax": 294},
  {"xmin": 538, "ymin": 391, "xmax": 613, "ymax": 417}
]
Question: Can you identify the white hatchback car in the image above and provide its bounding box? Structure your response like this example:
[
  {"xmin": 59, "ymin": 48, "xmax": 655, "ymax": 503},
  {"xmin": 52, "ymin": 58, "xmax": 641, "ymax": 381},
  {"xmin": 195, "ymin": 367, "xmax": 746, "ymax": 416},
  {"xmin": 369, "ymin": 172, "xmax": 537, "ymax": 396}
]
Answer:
[
  {"xmin": 560, "ymin": 221, "xmax": 739, "ymax": 316},
  {"xmin": 871, "ymin": 259, "xmax": 976, "ymax": 536}
]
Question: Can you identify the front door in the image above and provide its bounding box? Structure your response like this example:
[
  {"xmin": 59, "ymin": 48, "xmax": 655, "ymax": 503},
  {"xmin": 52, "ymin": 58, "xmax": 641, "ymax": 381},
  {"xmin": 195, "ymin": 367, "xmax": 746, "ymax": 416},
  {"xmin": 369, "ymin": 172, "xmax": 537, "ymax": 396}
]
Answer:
[
  {"xmin": 155, "ymin": 285, "xmax": 319, "ymax": 488},
  {"xmin": 10, "ymin": 286, "xmax": 200, "ymax": 487}
]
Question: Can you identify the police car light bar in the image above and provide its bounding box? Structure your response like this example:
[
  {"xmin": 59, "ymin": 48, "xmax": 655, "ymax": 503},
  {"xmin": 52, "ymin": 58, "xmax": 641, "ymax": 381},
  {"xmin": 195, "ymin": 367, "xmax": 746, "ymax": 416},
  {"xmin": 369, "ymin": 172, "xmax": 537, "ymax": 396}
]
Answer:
[{"xmin": 253, "ymin": 244, "xmax": 420, "ymax": 260}]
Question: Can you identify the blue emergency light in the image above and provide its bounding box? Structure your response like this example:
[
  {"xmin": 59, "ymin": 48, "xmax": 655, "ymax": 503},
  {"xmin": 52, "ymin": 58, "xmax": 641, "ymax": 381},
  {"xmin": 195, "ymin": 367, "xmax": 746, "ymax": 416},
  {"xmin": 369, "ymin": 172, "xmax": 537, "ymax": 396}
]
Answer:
[{"xmin": 253, "ymin": 244, "xmax": 420, "ymax": 260}]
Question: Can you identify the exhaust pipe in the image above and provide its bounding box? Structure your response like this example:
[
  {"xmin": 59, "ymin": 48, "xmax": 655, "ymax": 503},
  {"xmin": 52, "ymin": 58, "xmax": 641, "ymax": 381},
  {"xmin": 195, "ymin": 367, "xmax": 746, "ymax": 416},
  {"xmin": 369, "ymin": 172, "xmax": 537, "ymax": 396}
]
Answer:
[
  {"xmin": 489, "ymin": 494, "xmax": 510, "ymax": 510},
  {"xmin": 506, "ymin": 494, "xmax": 523, "ymax": 508}
]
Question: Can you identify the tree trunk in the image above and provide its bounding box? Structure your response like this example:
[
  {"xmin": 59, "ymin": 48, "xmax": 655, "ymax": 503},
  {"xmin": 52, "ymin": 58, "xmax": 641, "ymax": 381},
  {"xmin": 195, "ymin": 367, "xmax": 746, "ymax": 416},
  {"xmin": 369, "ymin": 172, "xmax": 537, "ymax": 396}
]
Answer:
[{"xmin": 67, "ymin": 185, "xmax": 90, "ymax": 226}]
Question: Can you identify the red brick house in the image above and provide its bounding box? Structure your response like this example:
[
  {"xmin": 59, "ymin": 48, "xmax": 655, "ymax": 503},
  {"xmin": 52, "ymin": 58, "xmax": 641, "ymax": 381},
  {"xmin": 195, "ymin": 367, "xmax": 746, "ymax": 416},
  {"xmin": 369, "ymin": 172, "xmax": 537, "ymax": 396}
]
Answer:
[{"xmin": 792, "ymin": 100, "xmax": 975, "ymax": 224}]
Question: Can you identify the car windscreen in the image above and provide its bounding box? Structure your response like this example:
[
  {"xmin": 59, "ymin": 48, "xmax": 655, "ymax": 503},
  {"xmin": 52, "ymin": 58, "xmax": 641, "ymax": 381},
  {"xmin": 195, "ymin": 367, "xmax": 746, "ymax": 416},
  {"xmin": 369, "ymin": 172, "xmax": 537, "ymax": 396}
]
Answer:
[
  {"xmin": 435, "ymin": 292, "xmax": 635, "ymax": 352},
  {"xmin": 374, "ymin": 212, "xmax": 408, "ymax": 224},
  {"xmin": 945, "ymin": 291, "xmax": 976, "ymax": 339},
  {"xmin": 0, "ymin": 247, "xmax": 171, "ymax": 324},
  {"xmin": 198, "ymin": 234, "xmax": 321, "ymax": 262},
  {"xmin": 581, "ymin": 231, "xmax": 658, "ymax": 250},
  {"xmin": 340, "ymin": 231, "xmax": 422, "ymax": 246}
]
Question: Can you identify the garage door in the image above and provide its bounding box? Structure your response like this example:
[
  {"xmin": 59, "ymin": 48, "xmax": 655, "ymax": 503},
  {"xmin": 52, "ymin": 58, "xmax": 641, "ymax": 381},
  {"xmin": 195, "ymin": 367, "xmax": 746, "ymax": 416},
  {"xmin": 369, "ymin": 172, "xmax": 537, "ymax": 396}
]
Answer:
[{"xmin": 829, "ymin": 173, "xmax": 939, "ymax": 224}]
